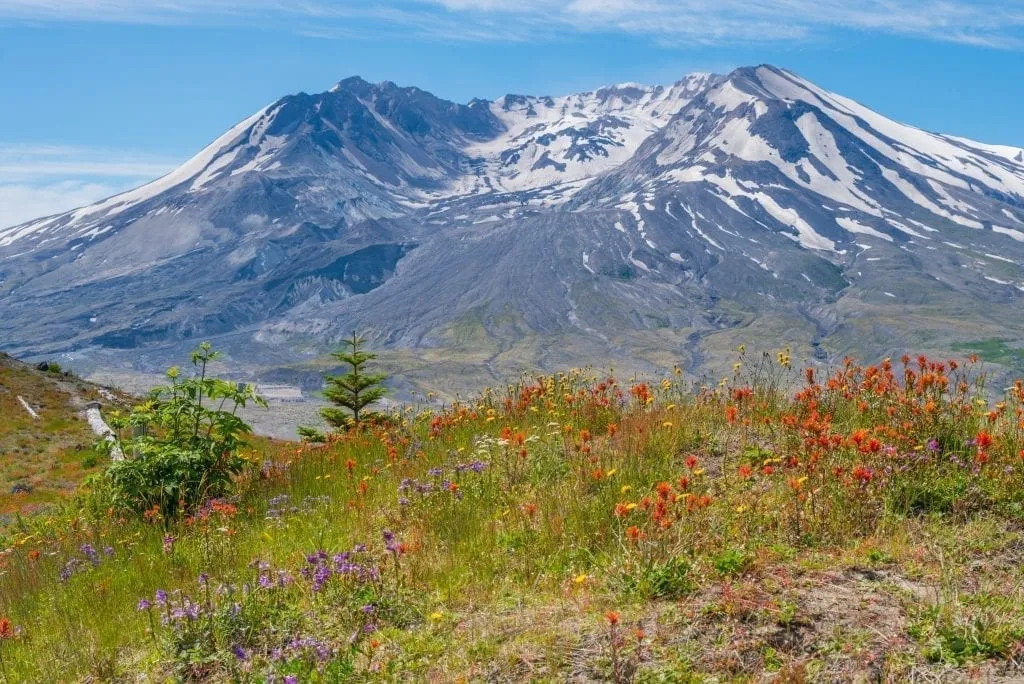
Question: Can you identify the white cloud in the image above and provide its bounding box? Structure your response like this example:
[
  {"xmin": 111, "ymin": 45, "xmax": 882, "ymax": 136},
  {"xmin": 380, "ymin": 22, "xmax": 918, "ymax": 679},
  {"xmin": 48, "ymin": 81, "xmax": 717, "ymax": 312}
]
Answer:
[
  {"xmin": 0, "ymin": 180, "xmax": 135, "ymax": 228},
  {"xmin": 0, "ymin": 143, "xmax": 177, "ymax": 228},
  {"xmin": 0, "ymin": 0, "xmax": 1021, "ymax": 47}
]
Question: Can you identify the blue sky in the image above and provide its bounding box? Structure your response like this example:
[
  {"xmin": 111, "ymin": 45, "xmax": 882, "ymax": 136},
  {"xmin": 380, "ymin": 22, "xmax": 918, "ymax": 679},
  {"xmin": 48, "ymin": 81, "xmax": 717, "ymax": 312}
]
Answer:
[{"xmin": 1, "ymin": 0, "xmax": 1023, "ymax": 227}]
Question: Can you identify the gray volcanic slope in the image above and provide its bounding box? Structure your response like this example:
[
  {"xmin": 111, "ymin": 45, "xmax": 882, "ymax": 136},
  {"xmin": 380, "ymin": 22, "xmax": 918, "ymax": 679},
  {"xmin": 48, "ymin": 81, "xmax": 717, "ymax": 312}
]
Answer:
[{"xmin": 2, "ymin": 65, "xmax": 1024, "ymax": 396}]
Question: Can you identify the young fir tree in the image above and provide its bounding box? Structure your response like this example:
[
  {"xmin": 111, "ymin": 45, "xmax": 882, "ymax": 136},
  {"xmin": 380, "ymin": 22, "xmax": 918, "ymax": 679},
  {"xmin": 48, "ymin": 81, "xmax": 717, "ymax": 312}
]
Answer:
[{"xmin": 300, "ymin": 332, "xmax": 387, "ymax": 440}]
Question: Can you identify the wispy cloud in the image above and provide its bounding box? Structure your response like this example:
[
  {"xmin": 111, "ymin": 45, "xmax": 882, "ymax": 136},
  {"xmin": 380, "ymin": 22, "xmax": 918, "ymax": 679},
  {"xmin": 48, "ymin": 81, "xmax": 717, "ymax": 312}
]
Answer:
[
  {"xmin": 0, "ymin": 0, "xmax": 1021, "ymax": 48},
  {"xmin": 0, "ymin": 143, "xmax": 177, "ymax": 228}
]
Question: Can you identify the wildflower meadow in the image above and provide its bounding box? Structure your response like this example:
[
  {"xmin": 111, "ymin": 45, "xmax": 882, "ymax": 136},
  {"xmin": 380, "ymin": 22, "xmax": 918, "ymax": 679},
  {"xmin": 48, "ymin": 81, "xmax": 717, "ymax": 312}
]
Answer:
[{"xmin": 0, "ymin": 347, "xmax": 1022, "ymax": 680}]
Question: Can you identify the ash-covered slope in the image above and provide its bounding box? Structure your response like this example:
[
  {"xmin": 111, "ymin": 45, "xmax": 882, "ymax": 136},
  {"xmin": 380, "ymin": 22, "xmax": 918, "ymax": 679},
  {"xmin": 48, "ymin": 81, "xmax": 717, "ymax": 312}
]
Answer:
[{"xmin": 2, "ymin": 66, "xmax": 1024, "ymax": 384}]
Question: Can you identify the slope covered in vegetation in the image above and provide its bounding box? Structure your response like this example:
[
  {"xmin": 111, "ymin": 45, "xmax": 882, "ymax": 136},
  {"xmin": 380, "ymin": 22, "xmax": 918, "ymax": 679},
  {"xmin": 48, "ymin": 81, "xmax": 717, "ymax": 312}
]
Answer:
[
  {"xmin": 0, "ymin": 349, "xmax": 1022, "ymax": 681},
  {"xmin": 0, "ymin": 353, "xmax": 129, "ymax": 518}
]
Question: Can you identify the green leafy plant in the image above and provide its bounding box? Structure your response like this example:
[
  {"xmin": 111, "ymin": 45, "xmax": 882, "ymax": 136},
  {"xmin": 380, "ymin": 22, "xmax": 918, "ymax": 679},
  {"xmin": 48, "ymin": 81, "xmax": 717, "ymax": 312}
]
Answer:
[
  {"xmin": 98, "ymin": 343, "xmax": 265, "ymax": 518},
  {"xmin": 713, "ymin": 548, "xmax": 753, "ymax": 577}
]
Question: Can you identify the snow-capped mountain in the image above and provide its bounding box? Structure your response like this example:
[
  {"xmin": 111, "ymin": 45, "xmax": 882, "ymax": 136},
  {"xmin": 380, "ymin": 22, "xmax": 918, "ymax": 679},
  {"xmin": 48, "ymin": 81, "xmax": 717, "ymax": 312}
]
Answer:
[{"xmin": 2, "ymin": 65, "xmax": 1024, "ymax": 387}]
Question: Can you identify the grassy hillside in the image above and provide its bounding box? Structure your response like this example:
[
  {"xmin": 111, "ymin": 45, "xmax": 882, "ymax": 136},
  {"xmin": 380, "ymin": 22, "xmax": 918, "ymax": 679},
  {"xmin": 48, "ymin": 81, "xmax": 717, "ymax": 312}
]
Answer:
[
  {"xmin": 0, "ymin": 353, "xmax": 131, "ymax": 518},
  {"xmin": 0, "ymin": 350, "xmax": 1022, "ymax": 681}
]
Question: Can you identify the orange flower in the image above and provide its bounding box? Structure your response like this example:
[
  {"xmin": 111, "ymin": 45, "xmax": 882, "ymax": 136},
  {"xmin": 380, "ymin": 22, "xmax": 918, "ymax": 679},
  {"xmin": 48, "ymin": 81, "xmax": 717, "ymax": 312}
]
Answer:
[
  {"xmin": 724, "ymin": 405, "xmax": 738, "ymax": 424},
  {"xmin": 737, "ymin": 465, "xmax": 753, "ymax": 480},
  {"xmin": 607, "ymin": 423, "xmax": 618, "ymax": 437},
  {"xmin": 625, "ymin": 525, "xmax": 642, "ymax": 540},
  {"xmin": 685, "ymin": 455, "xmax": 699, "ymax": 470},
  {"xmin": 0, "ymin": 617, "xmax": 13, "ymax": 639},
  {"xmin": 655, "ymin": 482, "xmax": 673, "ymax": 500},
  {"xmin": 605, "ymin": 611, "xmax": 620, "ymax": 626},
  {"xmin": 976, "ymin": 431, "xmax": 993, "ymax": 449},
  {"xmin": 521, "ymin": 502, "xmax": 537, "ymax": 518},
  {"xmin": 28, "ymin": 549, "xmax": 40, "ymax": 562}
]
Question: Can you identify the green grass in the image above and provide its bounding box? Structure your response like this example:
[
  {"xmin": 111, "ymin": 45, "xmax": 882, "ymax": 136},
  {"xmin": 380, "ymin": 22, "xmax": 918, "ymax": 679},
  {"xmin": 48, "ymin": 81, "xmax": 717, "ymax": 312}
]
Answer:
[
  {"xmin": 0, "ymin": 355, "xmax": 130, "ymax": 518},
  {"xmin": 0, "ymin": 351, "xmax": 1022, "ymax": 680},
  {"xmin": 951, "ymin": 338, "xmax": 1024, "ymax": 371}
]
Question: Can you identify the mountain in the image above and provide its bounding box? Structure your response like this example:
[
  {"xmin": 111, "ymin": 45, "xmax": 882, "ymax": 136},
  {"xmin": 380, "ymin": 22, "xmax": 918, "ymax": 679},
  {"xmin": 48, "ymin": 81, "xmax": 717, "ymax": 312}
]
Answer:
[{"xmin": 2, "ymin": 65, "xmax": 1024, "ymax": 393}]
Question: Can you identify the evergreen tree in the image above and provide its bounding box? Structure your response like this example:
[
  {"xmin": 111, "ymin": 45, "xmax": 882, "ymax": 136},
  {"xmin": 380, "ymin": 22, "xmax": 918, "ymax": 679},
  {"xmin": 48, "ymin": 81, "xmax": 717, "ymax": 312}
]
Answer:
[{"xmin": 318, "ymin": 332, "xmax": 387, "ymax": 429}]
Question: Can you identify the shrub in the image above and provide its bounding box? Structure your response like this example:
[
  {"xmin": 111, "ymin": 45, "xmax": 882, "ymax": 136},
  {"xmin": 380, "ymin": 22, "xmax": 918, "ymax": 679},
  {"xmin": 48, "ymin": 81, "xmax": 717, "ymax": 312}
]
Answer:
[{"xmin": 98, "ymin": 343, "xmax": 265, "ymax": 518}]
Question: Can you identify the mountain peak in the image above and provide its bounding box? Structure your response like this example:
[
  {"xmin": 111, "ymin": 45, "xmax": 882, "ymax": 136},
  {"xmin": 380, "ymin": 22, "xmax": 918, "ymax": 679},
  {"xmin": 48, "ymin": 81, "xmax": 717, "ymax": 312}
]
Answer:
[{"xmin": 328, "ymin": 75, "xmax": 371, "ymax": 92}]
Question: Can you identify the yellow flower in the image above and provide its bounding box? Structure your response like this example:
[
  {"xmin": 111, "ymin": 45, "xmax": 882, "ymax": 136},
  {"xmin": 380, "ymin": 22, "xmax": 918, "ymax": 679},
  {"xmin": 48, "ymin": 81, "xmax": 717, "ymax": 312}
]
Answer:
[
  {"xmin": 573, "ymin": 574, "xmax": 588, "ymax": 584},
  {"xmin": 623, "ymin": 502, "xmax": 637, "ymax": 512},
  {"xmin": 735, "ymin": 505, "xmax": 748, "ymax": 513},
  {"xmin": 666, "ymin": 403, "xmax": 676, "ymax": 411},
  {"xmin": 692, "ymin": 468, "xmax": 705, "ymax": 476},
  {"xmin": 606, "ymin": 468, "xmax": 617, "ymax": 477},
  {"xmin": 429, "ymin": 611, "xmax": 444, "ymax": 621},
  {"xmin": 662, "ymin": 421, "xmax": 673, "ymax": 428},
  {"xmin": 620, "ymin": 485, "xmax": 633, "ymax": 494}
]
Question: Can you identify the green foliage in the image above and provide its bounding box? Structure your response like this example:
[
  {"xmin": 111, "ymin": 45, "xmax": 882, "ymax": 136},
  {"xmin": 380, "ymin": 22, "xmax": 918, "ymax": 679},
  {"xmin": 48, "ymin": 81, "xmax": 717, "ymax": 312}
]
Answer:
[
  {"xmin": 619, "ymin": 556, "xmax": 694, "ymax": 599},
  {"xmin": 886, "ymin": 471, "xmax": 971, "ymax": 516},
  {"xmin": 296, "ymin": 425, "xmax": 327, "ymax": 443},
  {"xmin": 713, "ymin": 548, "xmax": 753, "ymax": 576},
  {"xmin": 317, "ymin": 332, "xmax": 387, "ymax": 429},
  {"xmin": 99, "ymin": 343, "xmax": 265, "ymax": 518},
  {"xmin": 910, "ymin": 602, "xmax": 1024, "ymax": 665}
]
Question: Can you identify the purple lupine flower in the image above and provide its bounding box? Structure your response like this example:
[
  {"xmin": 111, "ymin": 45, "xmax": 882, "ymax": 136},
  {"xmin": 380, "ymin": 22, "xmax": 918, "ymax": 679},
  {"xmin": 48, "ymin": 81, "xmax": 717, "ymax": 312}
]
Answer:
[
  {"xmin": 284, "ymin": 675, "xmax": 297, "ymax": 683},
  {"xmin": 399, "ymin": 497, "xmax": 410, "ymax": 506},
  {"xmin": 427, "ymin": 467, "xmax": 443, "ymax": 477},
  {"xmin": 198, "ymin": 572, "xmax": 209, "ymax": 586},
  {"xmin": 927, "ymin": 438, "xmax": 940, "ymax": 452},
  {"xmin": 258, "ymin": 574, "xmax": 272, "ymax": 589},
  {"xmin": 80, "ymin": 544, "xmax": 99, "ymax": 565},
  {"xmin": 232, "ymin": 645, "xmax": 248, "ymax": 661},
  {"xmin": 311, "ymin": 565, "xmax": 331, "ymax": 592},
  {"xmin": 59, "ymin": 559, "xmax": 80, "ymax": 582},
  {"xmin": 137, "ymin": 598, "xmax": 151, "ymax": 611},
  {"xmin": 162, "ymin": 536, "xmax": 176, "ymax": 554},
  {"xmin": 155, "ymin": 589, "xmax": 168, "ymax": 605}
]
